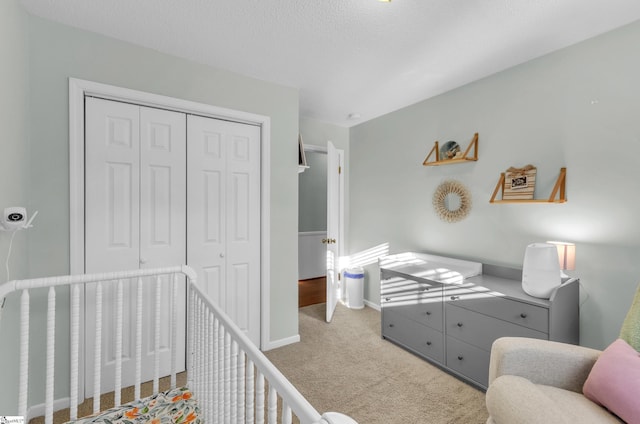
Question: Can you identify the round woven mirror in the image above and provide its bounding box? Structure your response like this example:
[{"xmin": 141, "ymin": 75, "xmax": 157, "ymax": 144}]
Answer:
[{"xmin": 433, "ymin": 180, "xmax": 471, "ymax": 223}]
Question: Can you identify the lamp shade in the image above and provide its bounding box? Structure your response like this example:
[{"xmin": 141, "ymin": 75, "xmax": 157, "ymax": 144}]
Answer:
[{"xmin": 547, "ymin": 241, "xmax": 576, "ymax": 271}]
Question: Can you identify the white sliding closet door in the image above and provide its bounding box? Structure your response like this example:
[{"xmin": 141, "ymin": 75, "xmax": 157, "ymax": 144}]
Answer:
[
  {"xmin": 84, "ymin": 97, "xmax": 187, "ymax": 395},
  {"xmin": 187, "ymin": 114, "xmax": 261, "ymax": 345}
]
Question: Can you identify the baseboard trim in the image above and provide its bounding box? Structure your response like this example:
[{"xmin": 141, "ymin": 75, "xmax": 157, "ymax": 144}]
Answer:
[
  {"xmin": 27, "ymin": 397, "xmax": 71, "ymax": 421},
  {"xmin": 262, "ymin": 334, "xmax": 300, "ymax": 351},
  {"xmin": 364, "ymin": 299, "xmax": 381, "ymax": 311}
]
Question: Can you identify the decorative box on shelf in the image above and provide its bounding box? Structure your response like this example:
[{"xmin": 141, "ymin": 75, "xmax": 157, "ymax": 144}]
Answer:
[{"xmin": 503, "ymin": 165, "xmax": 536, "ymax": 200}]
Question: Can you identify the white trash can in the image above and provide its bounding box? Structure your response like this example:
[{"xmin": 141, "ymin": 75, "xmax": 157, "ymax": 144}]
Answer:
[{"xmin": 344, "ymin": 267, "xmax": 364, "ymax": 309}]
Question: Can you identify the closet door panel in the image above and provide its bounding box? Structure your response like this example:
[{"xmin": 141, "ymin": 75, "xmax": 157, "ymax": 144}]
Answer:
[
  {"xmin": 187, "ymin": 115, "xmax": 261, "ymax": 346},
  {"xmin": 85, "ymin": 98, "xmax": 187, "ymax": 397},
  {"xmin": 229, "ymin": 263, "xmax": 250, "ymax": 332},
  {"xmin": 187, "ymin": 115, "xmax": 226, "ymax": 300},
  {"xmin": 139, "ymin": 106, "xmax": 187, "ymax": 380},
  {"xmin": 85, "ymin": 97, "xmax": 140, "ymax": 273},
  {"xmin": 204, "ymin": 171, "xmax": 223, "ymax": 243},
  {"xmin": 140, "ymin": 106, "xmax": 187, "ymax": 269},
  {"xmin": 229, "ymin": 173, "xmax": 249, "ymax": 241},
  {"xmin": 225, "ymin": 125, "xmax": 261, "ymax": 345},
  {"xmin": 203, "ymin": 265, "xmax": 224, "ymax": 307}
]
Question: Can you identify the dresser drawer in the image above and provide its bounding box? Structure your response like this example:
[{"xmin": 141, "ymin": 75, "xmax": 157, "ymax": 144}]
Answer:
[
  {"xmin": 382, "ymin": 309, "xmax": 444, "ymax": 363},
  {"xmin": 382, "ymin": 299, "xmax": 443, "ymax": 330},
  {"xmin": 445, "ymin": 287, "xmax": 548, "ymax": 333},
  {"xmin": 446, "ymin": 336, "xmax": 490, "ymax": 388},
  {"xmin": 446, "ymin": 304, "xmax": 547, "ymax": 351}
]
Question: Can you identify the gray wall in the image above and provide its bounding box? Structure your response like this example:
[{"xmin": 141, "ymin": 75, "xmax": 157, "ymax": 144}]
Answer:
[
  {"xmin": 0, "ymin": 8, "xmax": 300, "ymax": 413},
  {"xmin": 0, "ymin": 0, "xmax": 30, "ymax": 415},
  {"xmin": 350, "ymin": 20, "xmax": 640, "ymax": 351},
  {"xmin": 299, "ymin": 151, "xmax": 328, "ymax": 232}
]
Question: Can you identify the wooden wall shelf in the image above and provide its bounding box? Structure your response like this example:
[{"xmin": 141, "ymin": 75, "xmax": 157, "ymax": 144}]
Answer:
[
  {"xmin": 423, "ymin": 133, "xmax": 478, "ymax": 166},
  {"xmin": 490, "ymin": 167, "xmax": 567, "ymax": 204}
]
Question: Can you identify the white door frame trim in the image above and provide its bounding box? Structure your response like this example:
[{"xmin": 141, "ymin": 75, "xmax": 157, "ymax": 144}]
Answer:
[{"xmin": 68, "ymin": 79, "xmax": 272, "ymax": 352}]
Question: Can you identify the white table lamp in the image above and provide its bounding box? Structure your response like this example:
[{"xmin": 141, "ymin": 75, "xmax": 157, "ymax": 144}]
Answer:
[{"xmin": 547, "ymin": 241, "xmax": 576, "ymax": 278}]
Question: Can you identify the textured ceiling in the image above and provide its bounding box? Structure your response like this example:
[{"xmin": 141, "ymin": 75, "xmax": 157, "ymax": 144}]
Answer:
[{"xmin": 19, "ymin": 0, "xmax": 640, "ymax": 127}]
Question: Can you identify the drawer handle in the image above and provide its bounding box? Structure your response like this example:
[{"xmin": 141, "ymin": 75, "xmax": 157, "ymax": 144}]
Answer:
[
  {"xmin": 425, "ymin": 311, "xmax": 432, "ymax": 316},
  {"xmin": 426, "ymin": 341, "xmax": 432, "ymax": 346},
  {"xmin": 421, "ymin": 287, "xmax": 429, "ymax": 292},
  {"xmin": 450, "ymin": 296, "xmax": 460, "ymax": 301},
  {"xmin": 457, "ymin": 322, "xmax": 463, "ymax": 327},
  {"xmin": 385, "ymin": 297, "xmax": 390, "ymax": 302},
  {"xmin": 520, "ymin": 313, "xmax": 528, "ymax": 318},
  {"xmin": 457, "ymin": 355, "xmax": 464, "ymax": 361}
]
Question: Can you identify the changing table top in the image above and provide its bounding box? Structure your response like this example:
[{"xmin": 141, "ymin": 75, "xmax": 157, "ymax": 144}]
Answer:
[{"xmin": 378, "ymin": 252, "xmax": 482, "ymax": 286}]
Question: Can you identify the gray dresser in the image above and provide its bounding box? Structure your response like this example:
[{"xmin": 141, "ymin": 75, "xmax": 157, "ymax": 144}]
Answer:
[{"xmin": 380, "ymin": 253, "xmax": 579, "ymax": 390}]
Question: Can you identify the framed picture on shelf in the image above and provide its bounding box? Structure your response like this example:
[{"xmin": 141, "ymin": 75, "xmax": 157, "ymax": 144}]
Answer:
[{"xmin": 504, "ymin": 165, "xmax": 536, "ymax": 200}]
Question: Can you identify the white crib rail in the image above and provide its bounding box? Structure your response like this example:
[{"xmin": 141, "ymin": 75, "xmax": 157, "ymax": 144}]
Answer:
[{"xmin": 0, "ymin": 266, "xmax": 356, "ymax": 424}]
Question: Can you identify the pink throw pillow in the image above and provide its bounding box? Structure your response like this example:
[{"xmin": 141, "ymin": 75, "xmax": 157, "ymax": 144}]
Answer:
[{"xmin": 583, "ymin": 338, "xmax": 640, "ymax": 424}]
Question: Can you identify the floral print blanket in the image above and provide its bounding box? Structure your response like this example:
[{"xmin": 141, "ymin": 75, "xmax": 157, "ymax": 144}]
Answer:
[{"xmin": 66, "ymin": 387, "xmax": 200, "ymax": 424}]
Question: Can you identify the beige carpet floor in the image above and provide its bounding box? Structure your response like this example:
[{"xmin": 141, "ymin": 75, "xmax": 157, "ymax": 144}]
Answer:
[{"xmin": 265, "ymin": 303, "xmax": 488, "ymax": 424}]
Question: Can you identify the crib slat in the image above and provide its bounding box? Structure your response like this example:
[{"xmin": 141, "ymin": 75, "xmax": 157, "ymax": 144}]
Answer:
[
  {"xmin": 203, "ymin": 310, "xmax": 210, "ymax": 423},
  {"xmin": 207, "ymin": 302, "xmax": 214, "ymax": 423},
  {"xmin": 198, "ymin": 298, "xmax": 206, "ymax": 421},
  {"xmin": 18, "ymin": 289, "xmax": 29, "ymax": 420},
  {"xmin": 209, "ymin": 312, "xmax": 217, "ymax": 424},
  {"xmin": 93, "ymin": 282, "xmax": 103, "ymax": 414},
  {"xmin": 204, "ymin": 303, "xmax": 210, "ymax": 423},
  {"xmin": 186, "ymin": 286, "xmax": 194, "ymax": 388},
  {"xmin": 197, "ymin": 296, "xmax": 205, "ymax": 420},
  {"xmin": 171, "ymin": 272, "xmax": 179, "ymax": 389},
  {"xmin": 206, "ymin": 302, "xmax": 213, "ymax": 424},
  {"xmin": 193, "ymin": 295, "xmax": 200, "ymax": 405},
  {"xmin": 230, "ymin": 340, "xmax": 238, "ymax": 424},
  {"xmin": 153, "ymin": 275, "xmax": 162, "ymax": 394},
  {"xmin": 246, "ymin": 359, "xmax": 255, "ymax": 423},
  {"xmin": 232, "ymin": 342, "xmax": 239, "ymax": 422},
  {"xmin": 214, "ymin": 316, "xmax": 222, "ymax": 424},
  {"xmin": 237, "ymin": 350, "xmax": 246, "ymax": 423},
  {"xmin": 135, "ymin": 276, "xmax": 143, "ymax": 401},
  {"xmin": 219, "ymin": 319, "xmax": 226, "ymax": 424},
  {"xmin": 70, "ymin": 284, "xmax": 80, "ymax": 420},
  {"xmin": 224, "ymin": 331, "xmax": 231, "ymax": 423},
  {"xmin": 256, "ymin": 371, "xmax": 265, "ymax": 424},
  {"xmin": 114, "ymin": 279, "xmax": 124, "ymax": 407},
  {"xmin": 282, "ymin": 402, "xmax": 292, "ymax": 424},
  {"xmin": 268, "ymin": 386, "xmax": 277, "ymax": 424},
  {"xmin": 45, "ymin": 286, "xmax": 56, "ymax": 424}
]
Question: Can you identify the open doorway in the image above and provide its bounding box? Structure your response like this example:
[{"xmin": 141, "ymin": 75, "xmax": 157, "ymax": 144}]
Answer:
[
  {"xmin": 298, "ymin": 141, "xmax": 344, "ymax": 320},
  {"xmin": 298, "ymin": 146, "xmax": 328, "ymax": 307}
]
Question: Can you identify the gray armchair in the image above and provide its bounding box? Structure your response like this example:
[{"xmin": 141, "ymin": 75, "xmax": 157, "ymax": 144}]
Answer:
[
  {"xmin": 486, "ymin": 283, "xmax": 640, "ymax": 424},
  {"xmin": 485, "ymin": 337, "xmax": 623, "ymax": 424}
]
